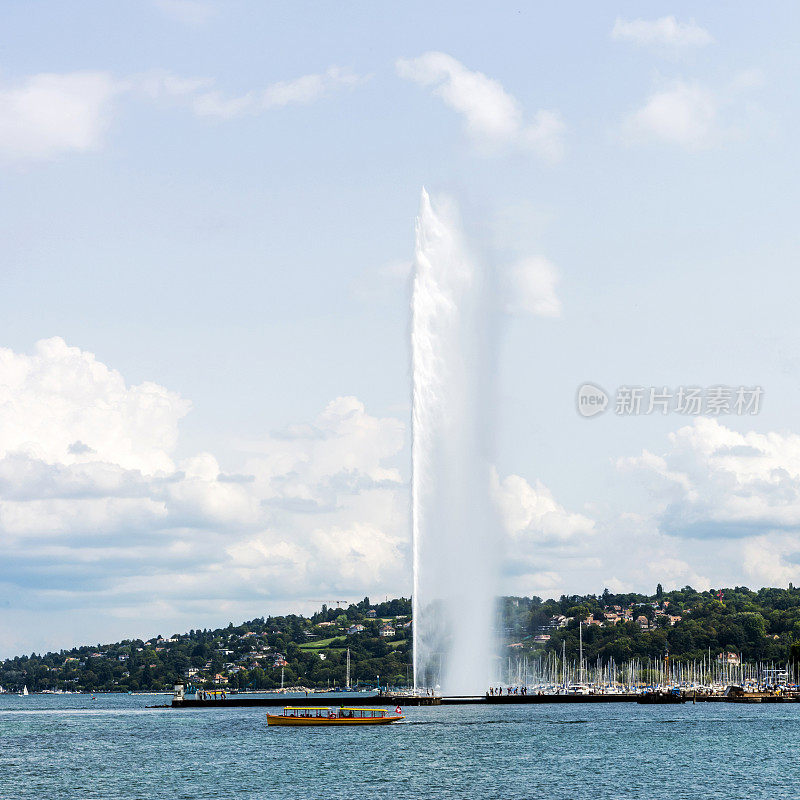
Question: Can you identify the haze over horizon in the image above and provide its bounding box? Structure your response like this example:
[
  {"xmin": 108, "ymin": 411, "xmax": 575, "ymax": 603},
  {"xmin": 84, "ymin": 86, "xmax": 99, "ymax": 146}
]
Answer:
[{"xmin": 3, "ymin": 1, "xmax": 800, "ymax": 658}]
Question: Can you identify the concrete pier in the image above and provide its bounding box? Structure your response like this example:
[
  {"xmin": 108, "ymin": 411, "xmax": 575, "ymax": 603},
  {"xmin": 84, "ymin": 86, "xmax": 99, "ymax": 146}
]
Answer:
[
  {"xmin": 164, "ymin": 690, "xmax": 800, "ymax": 709},
  {"xmin": 169, "ymin": 692, "xmax": 643, "ymax": 708},
  {"xmin": 170, "ymin": 693, "xmax": 442, "ymax": 708}
]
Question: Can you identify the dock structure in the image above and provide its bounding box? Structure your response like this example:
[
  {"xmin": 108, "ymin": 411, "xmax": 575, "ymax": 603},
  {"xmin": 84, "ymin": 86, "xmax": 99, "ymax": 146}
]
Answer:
[
  {"xmin": 168, "ymin": 692, "xmax": 799, "ymax": 709},
  {"xmin": 164, "ymin": 685, "xmax": 800, "ymax": 709},
  {"xmin": 171, "ymin": 693, "xmax": 441, "ymax": 708}
]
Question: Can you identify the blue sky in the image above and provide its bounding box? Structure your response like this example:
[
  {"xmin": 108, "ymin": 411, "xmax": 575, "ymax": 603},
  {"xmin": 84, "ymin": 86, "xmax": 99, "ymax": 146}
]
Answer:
[{"xmin": 2, "ymin": 1, "xmax": 800, "ymax": 656}]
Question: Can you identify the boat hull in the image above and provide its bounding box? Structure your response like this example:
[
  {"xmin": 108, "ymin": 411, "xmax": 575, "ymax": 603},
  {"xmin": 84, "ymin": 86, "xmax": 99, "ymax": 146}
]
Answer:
[{"xmin": 267, "ymin": 714, "xmax": 403, "ymax": 726}]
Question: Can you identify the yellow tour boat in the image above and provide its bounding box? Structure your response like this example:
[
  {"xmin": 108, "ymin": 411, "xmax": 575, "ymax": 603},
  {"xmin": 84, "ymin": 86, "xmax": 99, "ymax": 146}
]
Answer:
[{"xmin": 267, "ymin": 706, "xmax": 404, "ymax": 726}]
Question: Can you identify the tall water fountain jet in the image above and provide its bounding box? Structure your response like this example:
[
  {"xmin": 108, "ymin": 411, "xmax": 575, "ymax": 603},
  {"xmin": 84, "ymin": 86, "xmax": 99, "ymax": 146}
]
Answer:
[{"xmin": 412, "ymin": 189, "xmax": 499, "ymax": 696}]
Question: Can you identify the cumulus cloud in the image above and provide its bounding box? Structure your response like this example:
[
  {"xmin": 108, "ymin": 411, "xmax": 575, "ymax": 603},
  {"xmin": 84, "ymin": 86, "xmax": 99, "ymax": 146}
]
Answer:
[
  {"xmin": 494, "ymin": 471, "xmax": 594, "ymax": 546},
  {"xmin": 0, "ymin": 340, "xmax": 415, "ymax": 653},
  {"xmin": 621, "ymin": 74, "xmax": 765, "ymax": 151},
  {"xmin": 622, "ymin": 81, "xmax": 718, "ymax": 150},
  {"xmin": 0, "ymin": 71, "xmax": 118, "ymax": 161},
  {"xmin": 620, "ymin": 418, "xmax": 800, "ymax": 538},
  {"xmin": 742, "ymin": 534, "xmax": 800, "ymax": 587},
  {"xmin": 396, "ymin": 51, "xmax": 565, "ymax": 161},
  {"xmin": 504, "ymin": 256, "xmax": 562, "ymax": 317},
  {"xmin": 492, "ymin": 470, "xmax": 595, "ymax": 594},
  {"xmin": 612, "ymin": 16, "xmax": 713, "ymax": 51},
  {"xmin": 0, "ymin": 337, "xmax": 189, "ymax": 473}
]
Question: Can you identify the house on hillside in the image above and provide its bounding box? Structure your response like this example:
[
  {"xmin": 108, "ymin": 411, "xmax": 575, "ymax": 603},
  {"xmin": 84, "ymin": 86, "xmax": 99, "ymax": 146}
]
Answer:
[
  {"xmin": 636, "ymin": 615, "xmax": 649, "ymax": 630},
  {"xmin": 379, "ymin": 624, "xmax": 395, "ymax": 638},
  {"xmin": 717, "ymin": 651, "xmax": 740, "ymax": 666},
  {"xmin": 366, "ymin": 609, "xmax": 377, "ymax": 619},
  {"xmin": 347, "ymin": 624, "xmax": 365, "ymax": 635}
]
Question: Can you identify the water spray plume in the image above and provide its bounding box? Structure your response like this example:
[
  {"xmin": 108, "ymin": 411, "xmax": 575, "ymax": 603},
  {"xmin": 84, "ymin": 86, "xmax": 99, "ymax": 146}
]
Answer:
[{"xmin": 411, "ymin": 188, "xmax": 499, "ymax": 695}]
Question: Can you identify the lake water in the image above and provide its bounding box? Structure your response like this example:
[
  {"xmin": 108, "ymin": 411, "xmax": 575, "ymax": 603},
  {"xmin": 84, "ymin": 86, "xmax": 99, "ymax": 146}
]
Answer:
[{"xmin": 1, "ymin": 694, "xmax": 797, "ymax": 799}]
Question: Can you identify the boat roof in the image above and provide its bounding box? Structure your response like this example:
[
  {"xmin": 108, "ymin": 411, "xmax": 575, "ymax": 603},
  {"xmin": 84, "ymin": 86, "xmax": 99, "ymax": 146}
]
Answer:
[{"xmin": 280, "ymin": 706, "xmax": 393, "ymax": 712}]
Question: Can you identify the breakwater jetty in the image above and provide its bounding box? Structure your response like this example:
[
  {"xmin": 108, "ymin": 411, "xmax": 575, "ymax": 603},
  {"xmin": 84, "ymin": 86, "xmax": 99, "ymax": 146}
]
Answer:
[
  {"xmin": 170, "ymin": 693, "xmax": 441, "ymax": 708},
  {"xmin": 164, "ymin": 688, "xmax": 800, "ymax": 709}
]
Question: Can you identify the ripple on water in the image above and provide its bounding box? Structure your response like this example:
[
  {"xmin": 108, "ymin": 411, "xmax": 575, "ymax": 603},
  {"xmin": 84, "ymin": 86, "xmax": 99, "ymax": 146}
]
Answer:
[{"xmin": 1, "ymin": 696, "xmax": 799, "ymax": 800}]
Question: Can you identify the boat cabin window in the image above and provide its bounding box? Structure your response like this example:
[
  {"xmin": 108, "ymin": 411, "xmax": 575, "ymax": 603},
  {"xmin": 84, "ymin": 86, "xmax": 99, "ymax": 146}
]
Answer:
[
  {"xmin": 339, "ymin": 708, "xmax": 387, "ymax": 718},
  {"xmin": 283, "ymin": 707, "xmax": 330, "ymax": 718}
]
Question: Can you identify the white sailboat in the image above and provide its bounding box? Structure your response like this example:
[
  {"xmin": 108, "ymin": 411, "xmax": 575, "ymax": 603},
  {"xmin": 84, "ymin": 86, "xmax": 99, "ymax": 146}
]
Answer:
[{"xmin": 21, "ymin": 685, "xmax": 29, "ymax": 696}]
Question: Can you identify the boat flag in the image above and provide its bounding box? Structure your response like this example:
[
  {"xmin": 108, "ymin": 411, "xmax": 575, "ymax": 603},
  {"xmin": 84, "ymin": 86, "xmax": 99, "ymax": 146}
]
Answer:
[{"xmin": 395, "ymin": 706, "xmax": 401, "ymax": 714}]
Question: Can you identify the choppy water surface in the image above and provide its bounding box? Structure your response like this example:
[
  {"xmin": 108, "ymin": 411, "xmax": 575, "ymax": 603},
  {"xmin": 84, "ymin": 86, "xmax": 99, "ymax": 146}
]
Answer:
[{"xmin": 1, "ymin": 694, "xmax": 798, "ymax": 799}]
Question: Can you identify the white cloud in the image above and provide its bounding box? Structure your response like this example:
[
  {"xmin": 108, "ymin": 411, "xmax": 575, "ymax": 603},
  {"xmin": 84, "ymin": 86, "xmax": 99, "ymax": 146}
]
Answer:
[
  {"xmin": 612, "ymin": 16, "xmax": 713, "ymax": 50},
  {"xmin": 620, "ymin": 418, "xmax": 800, "ymax": 538},
  {"xmin": 0, "ymin": 71, "xmax": 118, "ymax": 161},
  {"xmin": 644, "ymin": 556, "xmax": 710, "ymax": 590},
  {"xmin": 191, "ymin": 90, "xmax": 256, "ymax": 119},
  {"xmin": 134, "ymin": 71, "xmax": 213, "ymax": 100},
  {"xmin": 622, "ymin": 81, "xmax": 718, "ymax": 150},
  {"xmin": 143, "ymin": 66, "xmax": 365, "ymax": 119},
  {"xmin": 0, "ymin": 65, "xmax": 365, "ymax": 164},
  {"xmin": 621, "ymin": 72, "xmax": 766, "ymax": 151},
  {"xmin": 0, "ymin": 337, "xmax": 189, "ymax": 473},
  {"xmin": 152, "ymin": 0, "xmax": 215, "ymax": 25},
  {"xmin": 504, "ymin": 256, "xmax": 562, "ymax": 317},
  {"xmin": 191, "ymin": 67, "xmax": 364, "ymax": 119},
  {"xmin": 742, "ymin": 534, "xmax": 800, "ymax": 587},
  {"xmin": 0, "ymin": 340, "xmax": 413, "ymax": 652},
  {"xmin": 494, "ymin": 471, "xmax": 594, "ymax": 546},
  {"xmin": 492, "ymin": 470, "xmax": 595, "ymax": 594},
  {"xmin": 396, "ymin": 51, "xmax": 565, "ymax": 161}
]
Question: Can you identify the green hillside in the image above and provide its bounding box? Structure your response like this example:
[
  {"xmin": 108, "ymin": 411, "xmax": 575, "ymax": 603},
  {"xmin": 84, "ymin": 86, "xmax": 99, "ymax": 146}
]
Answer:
[{"xmin": 3, "ymin": 586, "xmax": 800, "ymax": 693}]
